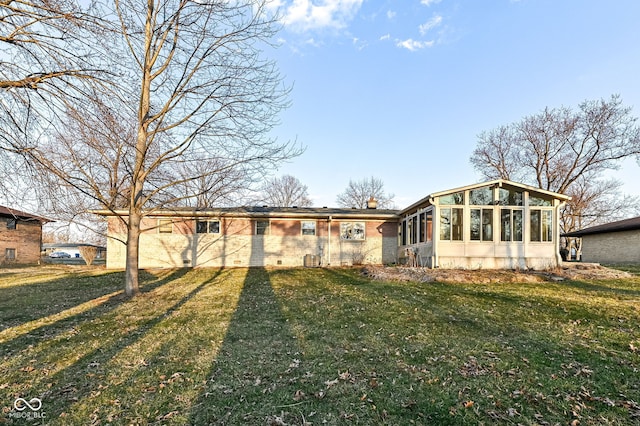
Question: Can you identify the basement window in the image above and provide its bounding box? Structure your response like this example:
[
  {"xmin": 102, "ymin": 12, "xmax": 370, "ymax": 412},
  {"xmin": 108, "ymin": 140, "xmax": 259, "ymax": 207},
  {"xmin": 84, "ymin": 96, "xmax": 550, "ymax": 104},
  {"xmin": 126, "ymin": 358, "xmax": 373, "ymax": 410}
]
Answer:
[{"xmin": 5, "ymin": 248, "xmax": 16, "ymax": 261}]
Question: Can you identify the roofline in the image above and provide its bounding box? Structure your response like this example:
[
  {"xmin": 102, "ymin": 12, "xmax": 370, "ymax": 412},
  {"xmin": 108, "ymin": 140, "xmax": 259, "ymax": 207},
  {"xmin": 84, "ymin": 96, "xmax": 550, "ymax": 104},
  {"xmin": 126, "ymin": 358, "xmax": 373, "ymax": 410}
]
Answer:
[
  {"xmin": 399, "ymin": 179, "xmax": 571, "ymax": 215},
  {"xmin": 0, "ymin": 205, "xmax": 52, "ymax": 223},
  {"xmin": 563, "ymin": 215, "xmax": 640, "ymax": 237},
  {"xmin": 90, "ymin": 208, "xmax": 400, "ymax": 221}
]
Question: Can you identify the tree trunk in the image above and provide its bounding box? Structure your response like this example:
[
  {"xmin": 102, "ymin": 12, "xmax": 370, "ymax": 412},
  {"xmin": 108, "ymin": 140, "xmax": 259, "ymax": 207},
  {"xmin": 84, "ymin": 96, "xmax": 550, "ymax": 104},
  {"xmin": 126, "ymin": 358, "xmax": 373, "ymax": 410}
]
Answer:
[{"xmin": 125, "ymin": 207, "xmax": 141, "ymax": 296}]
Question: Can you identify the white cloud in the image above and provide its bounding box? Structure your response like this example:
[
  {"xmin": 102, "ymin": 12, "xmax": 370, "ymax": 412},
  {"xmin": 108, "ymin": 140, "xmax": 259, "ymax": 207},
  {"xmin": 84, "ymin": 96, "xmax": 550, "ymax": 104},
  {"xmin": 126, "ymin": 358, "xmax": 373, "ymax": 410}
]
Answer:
[
  {"xmin": 419, "ymin": 14, "xmax": 443, "ymax": 35},
  {"xmin": 379, "ymin": 33, "xmax": 391, "ymax": 41},
  {"xmin": 420, "ymin": 0, "xmax": 441, "ymax": 6},
  {"xmin": 279, "ymin": 0, "xmax": 364, "ymax": 32},
  {"xmin": 396, "ymin": 38, "xmax": 434, "ymax": 51},
  {"xmin": 386, "ymin": 10, "xmax": 396, "ymax": 19}
]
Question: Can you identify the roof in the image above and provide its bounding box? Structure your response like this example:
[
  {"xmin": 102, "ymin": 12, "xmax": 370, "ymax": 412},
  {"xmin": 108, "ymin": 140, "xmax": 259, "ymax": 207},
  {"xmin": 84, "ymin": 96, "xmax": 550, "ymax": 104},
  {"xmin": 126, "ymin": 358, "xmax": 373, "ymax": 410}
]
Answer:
[
  {"xmin": 399, "ymin": 179, "xmax": 571, "ymax": 215},
  {"xmin": 92, "ymin": 206, "xmax": 400, "ymax": 220},
  {"xmin": 0, "ymin": 205, "xmax": 50, "ymax": 223},
  {"xmin": 563, "ymin": 216, "xmax": 640, "ymax": 237}
]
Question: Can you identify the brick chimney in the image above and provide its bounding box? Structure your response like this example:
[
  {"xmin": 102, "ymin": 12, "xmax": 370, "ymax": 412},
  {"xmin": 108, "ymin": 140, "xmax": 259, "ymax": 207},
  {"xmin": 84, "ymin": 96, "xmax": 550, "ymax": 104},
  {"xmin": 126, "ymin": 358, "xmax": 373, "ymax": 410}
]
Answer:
[{"xmin": 366, "ymin": 196, "xmax": 378, "ymax": 209}]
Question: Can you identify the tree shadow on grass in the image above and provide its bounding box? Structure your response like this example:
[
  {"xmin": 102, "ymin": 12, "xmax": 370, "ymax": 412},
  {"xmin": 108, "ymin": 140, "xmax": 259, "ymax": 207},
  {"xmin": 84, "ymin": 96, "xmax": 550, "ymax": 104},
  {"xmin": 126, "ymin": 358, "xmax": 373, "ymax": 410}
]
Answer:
[
  {"xmin": 189, "ymin": 268, "xmax": 307, "ymax": 425},
  {"xmin": 0, "ymin": 269, "xmax": 190, "ymax": 354},
  {"xmin": 0, "ymin": 268, "xmax": 215, "ymax": 420}
]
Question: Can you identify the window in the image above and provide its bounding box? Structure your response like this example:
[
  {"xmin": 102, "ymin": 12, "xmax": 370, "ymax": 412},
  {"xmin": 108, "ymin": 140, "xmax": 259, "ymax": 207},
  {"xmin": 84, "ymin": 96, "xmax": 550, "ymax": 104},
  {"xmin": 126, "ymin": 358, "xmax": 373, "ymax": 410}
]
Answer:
[
  {"xmin": 419, "ymin": 211, "xmax": 433, "ymax": 243},
  {"xmin": 500, "ymin": 209, "xmax": 523, "ymax": 242},
  {"xmin": 340, "ymin": 222, "xmax": 365, "ymax": 240},
  {"xmin": 256, "ymin": 220, "xmax": 270, "ymax": 235},
  {"xmin": 301, "ymin": 221, "xmax": 316, "ymax": 236},
  {"xmin": 469, "ymin": 187, "xmax": 493, "ymax": 205},
  {"xmin": 158, "ymin": 219, "xmax": 173, "ymax": 233},
  {"xmin": 470, "ymin": 209, "xmax": 493, "ymax": 241},
  {"xmin": 439, "ymin": 192, "xmax": 464, "ymax": 205},
  {"xmin": 440, "ymin": 208, "xmax": 463, "ymax": 241},
  {"xmin": 5, "ymin": 248, "xmax": 16, "ymax": 260},
  {"xmin": 530, "ymin": 210, "xmax": 553, "ymax": 242},
  {"xmin": 196, "ymin": 220, "xmax": 220, "ymax": 234},
  {"xmin": 6, "ymin": 218, "xmax": 16, "ymax": 230},
  {"xmin": 411, "ymin": 216, "xmax": 418, "ymax": 244},
  {"xmin": 499, "ymin": 188, "xmax": 523, "ymax": 206},
  {"xmin": 529, "ymin": 195, "xmax": 552, "ymax": 206}
]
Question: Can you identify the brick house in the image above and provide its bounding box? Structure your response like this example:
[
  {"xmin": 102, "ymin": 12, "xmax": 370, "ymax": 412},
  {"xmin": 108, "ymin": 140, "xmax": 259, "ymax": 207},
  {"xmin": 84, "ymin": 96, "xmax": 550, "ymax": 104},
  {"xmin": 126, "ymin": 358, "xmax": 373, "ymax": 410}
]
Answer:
[
  {"xmin": 99, "ymin": 206, "xmax": 399, "ymax": 269},
  {"xmin": 96, "ymin": 179, "xmax": 570, "ymax": 270},
  {"xmin": 563, "ymin": 216, "xmax": 640, "ymax": 264},
  {"xmin": 0, "ymin": 205, "xmax": 49, "ymax": 265}
]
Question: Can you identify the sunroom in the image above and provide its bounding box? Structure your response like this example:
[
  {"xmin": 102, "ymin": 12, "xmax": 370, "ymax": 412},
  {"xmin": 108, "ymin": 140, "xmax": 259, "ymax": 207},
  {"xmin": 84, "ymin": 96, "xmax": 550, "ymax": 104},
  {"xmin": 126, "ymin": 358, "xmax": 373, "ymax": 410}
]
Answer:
[{"xmin": 397, "ymin": 180, "xmax": 570, "ymax": 270}]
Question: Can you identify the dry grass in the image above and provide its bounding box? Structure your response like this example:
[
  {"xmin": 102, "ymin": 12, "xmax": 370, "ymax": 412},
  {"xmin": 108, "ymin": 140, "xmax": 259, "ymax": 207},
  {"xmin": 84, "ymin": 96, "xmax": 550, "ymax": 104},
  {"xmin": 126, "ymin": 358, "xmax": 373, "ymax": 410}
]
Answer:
[{"xmin": 1, "ymin": 265, "xmax": 639, "ymax": 425}]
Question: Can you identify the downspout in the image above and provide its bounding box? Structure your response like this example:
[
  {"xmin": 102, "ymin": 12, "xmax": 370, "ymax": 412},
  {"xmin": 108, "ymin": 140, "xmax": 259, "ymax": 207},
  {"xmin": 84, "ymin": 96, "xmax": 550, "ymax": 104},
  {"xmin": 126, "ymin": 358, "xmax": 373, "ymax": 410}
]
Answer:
[
  {"xmin": 431, "ymin": 199, "xmax": 438, "ymax": 268},
  {"xmin": 327, "ymin": 216, "xmax": 332, "ymax": 266},
  {"xmin": 555, "ymin": 200, "xmax": 567, "ymax": 267}
]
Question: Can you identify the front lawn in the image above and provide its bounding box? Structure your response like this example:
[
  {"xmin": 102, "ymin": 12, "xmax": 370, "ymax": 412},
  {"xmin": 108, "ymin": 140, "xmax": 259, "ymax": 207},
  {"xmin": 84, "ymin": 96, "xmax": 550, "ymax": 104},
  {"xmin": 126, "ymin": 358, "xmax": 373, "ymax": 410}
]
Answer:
[{"xmin": 1, "ymin": 266, "xmax": 638, "ymax": 425}]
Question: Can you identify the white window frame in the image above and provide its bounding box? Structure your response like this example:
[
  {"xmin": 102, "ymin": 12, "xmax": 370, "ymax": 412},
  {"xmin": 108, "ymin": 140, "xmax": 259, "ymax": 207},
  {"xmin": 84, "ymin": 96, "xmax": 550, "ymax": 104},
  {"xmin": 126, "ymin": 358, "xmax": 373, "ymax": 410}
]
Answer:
[
  {"xmin": 301, "ymin": 221, "xmax": 316, "ymax": 236},
  {"xmin": 340, "ymin": 222, "xmax": 365, "ymax": 240},
  {"xmin": 256, "ymin": 220, "xmax": 270, "ymax": 235}
]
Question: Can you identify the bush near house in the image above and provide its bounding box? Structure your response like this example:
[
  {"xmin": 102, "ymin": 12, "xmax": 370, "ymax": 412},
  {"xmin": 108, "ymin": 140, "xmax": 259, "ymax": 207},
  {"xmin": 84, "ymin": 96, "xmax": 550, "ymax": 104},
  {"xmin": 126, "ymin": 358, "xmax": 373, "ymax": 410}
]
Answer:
[{"xmin": 0, "ymin": 266, "xmax": 638, "ymax": 425}]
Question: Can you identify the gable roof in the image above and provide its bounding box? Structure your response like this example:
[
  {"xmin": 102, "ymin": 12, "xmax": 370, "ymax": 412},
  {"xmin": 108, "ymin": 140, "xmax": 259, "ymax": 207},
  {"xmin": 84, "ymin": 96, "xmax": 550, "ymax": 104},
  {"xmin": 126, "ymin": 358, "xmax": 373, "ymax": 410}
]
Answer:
[
  {"xmin": 563, "ymin": 216, "xmax": 640, "ymax": 237},
  {"xmin": 0, "ymin": 205, "xmax": 50, "ymax": 223},
  {"xmin": 399, "ymin": 179, "xmax": 571, "ymax": 215}
]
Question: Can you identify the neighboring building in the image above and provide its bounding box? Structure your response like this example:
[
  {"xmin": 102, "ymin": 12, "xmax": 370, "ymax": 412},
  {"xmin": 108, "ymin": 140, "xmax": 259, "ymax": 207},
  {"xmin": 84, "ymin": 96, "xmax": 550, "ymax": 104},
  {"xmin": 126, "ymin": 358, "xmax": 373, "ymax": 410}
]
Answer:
[
  {"xmin": 0, "ymin": 205, "xmax": 50, "ymax": 265},
  {"xmin": 563, "ymin": 216, "xmax": 640, "ymax": 264},
  {"xmin": 96, "ymin": 179, "xmax": 571, "ymax": 270},
  {"xmin": 97, "ymin": 205, "xmax": 399, "ymax": 269},
  {"xmin": 42, "ymin": 243, "xmax": 107, "ymax": 260},
  {"xmin": 397, "ymin": 180, "xmax": 570, "ymax": 270}
]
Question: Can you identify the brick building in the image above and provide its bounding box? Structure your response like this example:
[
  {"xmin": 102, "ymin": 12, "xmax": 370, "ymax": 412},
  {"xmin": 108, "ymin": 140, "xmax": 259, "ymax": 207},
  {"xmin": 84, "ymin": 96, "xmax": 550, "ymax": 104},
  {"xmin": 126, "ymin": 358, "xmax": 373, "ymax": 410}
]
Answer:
[
  {"xmin": 96, "ymin": 180, "xmax": 571, "ymax": 270},
  {"xmin": 0, "ymin": 205, "xmax": 49, "ymax": 265},
  {"xmin": 563, "ymin": 216, "xmax": 640, "ymax": 264},
  {"xmin": 99, "ymin": 206, "xmax": 399, "ymax": 269}
]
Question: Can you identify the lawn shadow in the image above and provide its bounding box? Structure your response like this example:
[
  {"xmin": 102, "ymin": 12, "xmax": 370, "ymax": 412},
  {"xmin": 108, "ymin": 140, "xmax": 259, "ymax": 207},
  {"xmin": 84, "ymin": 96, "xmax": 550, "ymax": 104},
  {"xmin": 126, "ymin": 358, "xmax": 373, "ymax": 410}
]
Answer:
[
  {"xmin": 189, "ymin": 268, "xmax": 306, "ymax": 425},
  {"xmin": 3, "ymin": 268, "xmax": 227, "ymax": 422}
]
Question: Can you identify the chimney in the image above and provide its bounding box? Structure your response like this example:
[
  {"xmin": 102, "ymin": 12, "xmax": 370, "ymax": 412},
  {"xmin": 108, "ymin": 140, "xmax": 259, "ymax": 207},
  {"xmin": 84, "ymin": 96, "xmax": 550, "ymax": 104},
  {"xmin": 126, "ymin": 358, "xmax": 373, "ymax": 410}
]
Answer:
[{"xmin": 366, "ymin": 196, "xmax": 378, "ymax": 209}]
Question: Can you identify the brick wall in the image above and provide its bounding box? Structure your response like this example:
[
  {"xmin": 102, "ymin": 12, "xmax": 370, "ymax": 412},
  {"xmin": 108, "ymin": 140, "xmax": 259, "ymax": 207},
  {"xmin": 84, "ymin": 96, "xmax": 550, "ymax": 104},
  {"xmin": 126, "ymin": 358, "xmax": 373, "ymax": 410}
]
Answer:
[
  {"xmin": 105, "ymin": 216, "xmax": 398, "ymax": 268},
  {"xmin": 581, "ymin": 230, "xmax": 640, "ymax": 264},
  {"xmin": 0, "ymin": 218, "xmax": 43, "ymax": 265}
]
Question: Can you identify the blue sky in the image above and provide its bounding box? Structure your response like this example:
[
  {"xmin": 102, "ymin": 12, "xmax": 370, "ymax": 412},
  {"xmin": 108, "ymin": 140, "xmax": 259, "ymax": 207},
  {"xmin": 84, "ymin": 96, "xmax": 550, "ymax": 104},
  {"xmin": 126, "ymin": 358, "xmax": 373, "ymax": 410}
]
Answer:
[{"xmin": 266, "ymin": 0, "xmax": 640, "ymax": 209}]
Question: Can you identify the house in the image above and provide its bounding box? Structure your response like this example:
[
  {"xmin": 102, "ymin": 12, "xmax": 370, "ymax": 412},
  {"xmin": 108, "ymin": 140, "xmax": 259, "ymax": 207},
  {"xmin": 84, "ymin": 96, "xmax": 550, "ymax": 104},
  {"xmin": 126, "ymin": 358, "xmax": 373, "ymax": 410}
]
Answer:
[
  {"xmin": 96, "ymin": 179, "xmax": 570, "ymax": 270},
  {"xmin": 42, "ymin": 243, "xmax": 107, "ymax": 260},
  {"xmin": 0, "ymin": 205, "xmax": 50, "ymax": 265},
  {"xmin": 397, "ymin": 180, "xmax": 570, "ymax": 270},
  {"xmin": 98, "ymin": 205, "xmax": 399, "ymax": 269},
  {"xmin": 563, "ymin": 216, "xmax": 640, "ymax": 264}
]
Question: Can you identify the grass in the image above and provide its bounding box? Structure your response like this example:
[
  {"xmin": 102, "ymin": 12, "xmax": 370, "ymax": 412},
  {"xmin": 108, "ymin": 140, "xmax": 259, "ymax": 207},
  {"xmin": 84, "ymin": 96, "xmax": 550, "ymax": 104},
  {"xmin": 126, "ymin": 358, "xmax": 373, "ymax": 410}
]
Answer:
[{"xmin": 0, "ymin": 266, "xmax": 638, "ymax": 425}]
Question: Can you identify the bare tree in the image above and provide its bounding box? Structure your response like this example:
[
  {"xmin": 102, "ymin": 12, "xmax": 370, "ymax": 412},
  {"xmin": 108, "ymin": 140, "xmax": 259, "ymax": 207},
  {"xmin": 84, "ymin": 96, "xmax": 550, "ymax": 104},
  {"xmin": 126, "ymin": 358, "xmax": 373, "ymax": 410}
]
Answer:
[
  {"xmin": 470, "ymin": 95, "xmax": 640, "ymax": 233},
  {"xmin": 3, "ymin": 0, "xmax": 299, "ymax": 296},
  {"xmin": 260, "ymin": 175, "xmax": 312, "ymax": 207},
  {"xmin": 336, "ymin": 176, "xmax": 395, "ymax": 209},
  {"xmin": 0, "ymin": 0, "xmax": 110, "ymax": 206}
]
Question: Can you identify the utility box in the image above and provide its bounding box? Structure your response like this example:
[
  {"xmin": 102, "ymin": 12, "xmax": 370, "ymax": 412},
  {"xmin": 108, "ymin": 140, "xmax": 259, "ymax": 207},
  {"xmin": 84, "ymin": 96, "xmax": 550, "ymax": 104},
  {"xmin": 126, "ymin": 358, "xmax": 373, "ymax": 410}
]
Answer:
[{"xmin": 303, "ymin": 254, "xmax": 319, "ymax": 267}]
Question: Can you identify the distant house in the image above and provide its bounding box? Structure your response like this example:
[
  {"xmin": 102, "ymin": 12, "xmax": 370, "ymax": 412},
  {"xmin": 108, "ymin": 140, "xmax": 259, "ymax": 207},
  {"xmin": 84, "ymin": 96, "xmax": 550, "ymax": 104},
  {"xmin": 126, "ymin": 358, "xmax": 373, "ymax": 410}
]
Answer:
[
  {"xmin": 563, "ymin": 216, "xmax": 640, "ymax": 264},
  {"xmin": 397, "ymin": 180, "xmax": 570, "ymax": 270},
  {"xmin": 42, "ymin": 243, "xmax": 107, "ymax": 260},
  {"xmin": 95, "ymin": 179, "xmax": 570, "ymax": 270},
  {"xmin": 0, "ymin": 205, "xmax": 50, "ymax": 265}
]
